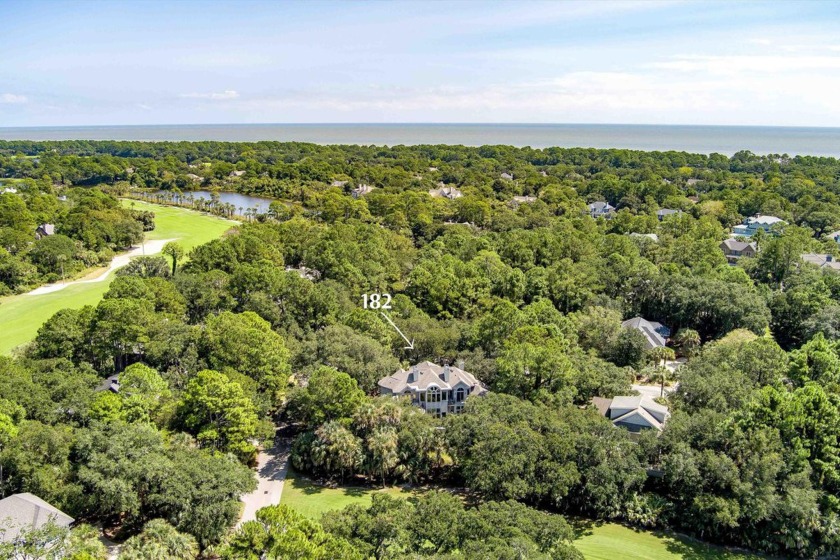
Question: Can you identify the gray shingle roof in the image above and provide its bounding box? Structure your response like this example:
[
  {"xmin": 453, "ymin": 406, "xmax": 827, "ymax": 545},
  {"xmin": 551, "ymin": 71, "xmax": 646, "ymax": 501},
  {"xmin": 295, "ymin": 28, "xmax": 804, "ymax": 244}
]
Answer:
[
  {"xmin": 379, "ymin": 361, "xmax": 486, "ymax": 394},
  {"xmin": 622, "ymin": 317, "xmax": 670, "ymax": 348},
  {"xmin": 801, "ymin": 253, "xmax": 840, "ymax": 271},
  {"xmin": 591, "ymin": 395, "xmax": 670, "ymax": 431},
  {"xmin": 0, "ymin": 493, "xmax": 74, "ymax": 542},
  {"xmin": 721, "ymin": 239, "xmax": 755, "ymax": 252}
]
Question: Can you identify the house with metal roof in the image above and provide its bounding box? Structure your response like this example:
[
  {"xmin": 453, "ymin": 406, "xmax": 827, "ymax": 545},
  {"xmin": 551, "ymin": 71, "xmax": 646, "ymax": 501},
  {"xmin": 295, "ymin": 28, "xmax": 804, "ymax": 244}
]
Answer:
[
  {"xmin": 622, "ymin": 317, "xmax": 670, "ymax": 349},
  {"xmin": 378, "ymin": 361, "xmax": 487, "ymax": 417},
  {"xmin": 732, "ymin": 214, "xmax": 785, "ymax": 237},
  {"xmin": 591, "ymin": 395, "xmax": 670, "ymax": 432},
  {"xmin": 0, "ymin": 493, "xmax": 74, "ymax": 543}
]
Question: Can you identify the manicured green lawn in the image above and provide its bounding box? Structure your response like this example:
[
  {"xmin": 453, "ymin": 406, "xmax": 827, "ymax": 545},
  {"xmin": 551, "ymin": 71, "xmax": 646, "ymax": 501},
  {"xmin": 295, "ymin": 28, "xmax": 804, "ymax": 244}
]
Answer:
[
  {"xmin": 0, "ymin": 201, "xmax": 236, "ymax": 355},
  {"xmin": 121, "ymin": 199, "xmax": 238, "ymax": 251},
  {"xmin": 280, "ymin": 468, "xmax": 420, "ymax": 520},
  {"xmin": 281, "ymin": 474, "xmax": 767, "ymax": 560},
  {"xmin": 574, "ymin": 522, "xmax": 767, "ymax": 560}
]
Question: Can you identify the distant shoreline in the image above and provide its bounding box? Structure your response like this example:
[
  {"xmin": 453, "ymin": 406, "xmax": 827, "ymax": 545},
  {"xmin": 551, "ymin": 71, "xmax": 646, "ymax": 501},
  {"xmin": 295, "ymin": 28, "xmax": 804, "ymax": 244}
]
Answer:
[{"xmin": 2, "ymin": 123, "xmax": 839, "ymax": 157}]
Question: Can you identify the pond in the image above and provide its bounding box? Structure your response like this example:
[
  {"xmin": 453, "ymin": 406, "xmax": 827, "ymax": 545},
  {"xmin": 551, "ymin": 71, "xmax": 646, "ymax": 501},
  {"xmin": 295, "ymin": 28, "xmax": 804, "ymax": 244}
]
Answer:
[{"xmin": 154, "ymin": 190, "xmax": 275, "ymax": 214}]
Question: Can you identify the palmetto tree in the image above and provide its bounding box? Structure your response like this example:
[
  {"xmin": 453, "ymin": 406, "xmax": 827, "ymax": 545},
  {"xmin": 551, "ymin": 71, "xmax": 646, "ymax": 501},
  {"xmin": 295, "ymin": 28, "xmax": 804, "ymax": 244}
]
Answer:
[
  {"xmin": 646, "ymin": 346, "xmax": 676, "ymax": 397},
  {"xmin": 367, "ymin": 426, "xmax": 399, "ymax": 487}
]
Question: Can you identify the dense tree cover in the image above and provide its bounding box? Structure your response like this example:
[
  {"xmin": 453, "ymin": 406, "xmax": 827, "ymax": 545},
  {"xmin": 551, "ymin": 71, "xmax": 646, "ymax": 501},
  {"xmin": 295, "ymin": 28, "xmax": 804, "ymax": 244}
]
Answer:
[
  {"xmin": 0, "ymin": 183, "xmax": 150, "ymax": 294},
  {"xmin": 0, "ymin": 522, "xmax": 107, "ymax": 560},
  {"xmin": 4, "ymin": 141, "xmax": 840, "ymax": 556}
]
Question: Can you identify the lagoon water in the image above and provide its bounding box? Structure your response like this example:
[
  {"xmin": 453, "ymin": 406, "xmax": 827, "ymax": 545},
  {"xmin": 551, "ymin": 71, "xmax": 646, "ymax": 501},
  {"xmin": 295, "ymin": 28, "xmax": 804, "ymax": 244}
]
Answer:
[
  {"xmin": 155, "ymin": 190, "xmax": 274, "ymax": 214},
  {"xmin": 2, "ymin": 123, "xmax": 840, "ymax": 157}
]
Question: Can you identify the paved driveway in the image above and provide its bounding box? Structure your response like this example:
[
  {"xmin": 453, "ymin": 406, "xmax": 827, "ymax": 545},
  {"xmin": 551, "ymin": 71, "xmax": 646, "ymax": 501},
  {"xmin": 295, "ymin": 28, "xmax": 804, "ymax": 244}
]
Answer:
[
  {"xmin": 238, "ymin": 439, "xmax": 290, "ymax": 526},
  {"xmin": 632, "ymin": 383, "xmax": 677, "ymax": 398}
]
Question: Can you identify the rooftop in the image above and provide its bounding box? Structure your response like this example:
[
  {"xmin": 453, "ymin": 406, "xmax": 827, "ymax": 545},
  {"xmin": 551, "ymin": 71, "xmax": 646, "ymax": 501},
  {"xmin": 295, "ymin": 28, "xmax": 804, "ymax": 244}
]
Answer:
[{"xmin": 0, "ymin": 493, "xmax": 74, "ymax": 542}]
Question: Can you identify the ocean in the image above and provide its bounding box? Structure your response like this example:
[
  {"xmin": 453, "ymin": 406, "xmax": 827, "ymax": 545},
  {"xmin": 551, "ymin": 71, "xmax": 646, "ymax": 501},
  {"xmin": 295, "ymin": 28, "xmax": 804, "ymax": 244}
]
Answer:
[{"xmin": 0, "ymin": 123, "xmax": 838, "ymax": 157}]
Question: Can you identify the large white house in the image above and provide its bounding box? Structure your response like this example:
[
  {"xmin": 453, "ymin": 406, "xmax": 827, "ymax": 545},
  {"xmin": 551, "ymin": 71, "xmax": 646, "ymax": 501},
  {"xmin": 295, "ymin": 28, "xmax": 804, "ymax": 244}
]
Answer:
[{"xmin": 378, "ymin": 361, "xmax": 487, "ymax": 417}]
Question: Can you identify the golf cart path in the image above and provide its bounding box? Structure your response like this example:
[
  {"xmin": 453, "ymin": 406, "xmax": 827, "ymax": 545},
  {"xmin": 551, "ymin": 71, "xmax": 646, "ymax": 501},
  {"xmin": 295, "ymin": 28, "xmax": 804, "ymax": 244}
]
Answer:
[{"xmin": 26, "ymin": 238, "xmax": 178, "ymax": 296}]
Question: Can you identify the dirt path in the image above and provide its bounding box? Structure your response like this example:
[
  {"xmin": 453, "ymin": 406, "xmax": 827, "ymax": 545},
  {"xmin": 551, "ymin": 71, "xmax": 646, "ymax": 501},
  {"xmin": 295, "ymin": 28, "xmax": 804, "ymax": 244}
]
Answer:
[
  {"xmin": 239, "ymin": 439, "xmax": 291, "ymax": 526},
  {"xmin": 26, "ymin": 238, "xmax": 178, "ymax": 296}
]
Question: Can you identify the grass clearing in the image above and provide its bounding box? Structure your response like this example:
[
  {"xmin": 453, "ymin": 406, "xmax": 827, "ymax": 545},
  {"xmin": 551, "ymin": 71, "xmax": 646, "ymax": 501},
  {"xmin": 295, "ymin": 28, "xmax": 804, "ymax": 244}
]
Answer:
[
  {"xmin": 0, "ymin": 201, "xmax": 236, "ymax": 355},
  {"xmin": 573, "ymin": 521, "xmax": 768, "ymax": 560},
  {"xmin": 281, "ymin": 476, "xmax": 768, "ymax": 560},
  {"xmin": 279, "ymin": 468, "xmax": 421, "ymax": 520}
]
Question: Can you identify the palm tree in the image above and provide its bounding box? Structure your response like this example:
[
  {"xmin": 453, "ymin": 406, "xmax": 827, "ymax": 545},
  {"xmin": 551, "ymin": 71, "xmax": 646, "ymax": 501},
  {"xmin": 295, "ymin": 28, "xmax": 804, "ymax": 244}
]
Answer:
[
  {"xmin": 673, "ymin": 328, "xmax": 701, "ymax": 358},
  {"xmin": 647, "ymin": 346, "xmax": 676, "ymax": 397},
  {"xmin": 162, "ymin": 242, "xmax": 185, "ymax": 276},
  {"xmin": 367, "ymin": 427, "xmax": 399, "ymax": 487}
]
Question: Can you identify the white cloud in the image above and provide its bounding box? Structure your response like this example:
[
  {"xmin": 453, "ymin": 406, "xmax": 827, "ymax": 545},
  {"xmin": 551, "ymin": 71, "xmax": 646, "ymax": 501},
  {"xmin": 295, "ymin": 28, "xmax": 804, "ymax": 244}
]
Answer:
[
  {"xmin": 0, "ymin": 93, "xmax": 28, "ymax": 104},
  {"xmin": 179, "ymin": 90, "xmax": 239, "ymax": 100},
  {"xmin": 649, "ymin": 54, "xmax": 840, "ymax": 74}
]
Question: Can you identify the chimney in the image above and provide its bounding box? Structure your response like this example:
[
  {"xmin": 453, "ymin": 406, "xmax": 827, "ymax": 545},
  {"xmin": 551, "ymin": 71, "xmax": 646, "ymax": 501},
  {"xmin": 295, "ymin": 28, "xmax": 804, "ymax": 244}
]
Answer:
[
  {"xmin": 408, "ymin": 365, "xmax": 418, "ymax": 383},
  {"xmin": 442, "ymin": 364, "xmax": 450, "ymax": 383}
]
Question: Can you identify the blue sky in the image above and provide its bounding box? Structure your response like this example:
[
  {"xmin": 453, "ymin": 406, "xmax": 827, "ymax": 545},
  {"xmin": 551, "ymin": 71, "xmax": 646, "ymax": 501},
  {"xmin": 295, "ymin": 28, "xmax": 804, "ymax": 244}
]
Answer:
[{"xmin": 2, "ymin": 0, "xmax": 840, "ymax": 127}]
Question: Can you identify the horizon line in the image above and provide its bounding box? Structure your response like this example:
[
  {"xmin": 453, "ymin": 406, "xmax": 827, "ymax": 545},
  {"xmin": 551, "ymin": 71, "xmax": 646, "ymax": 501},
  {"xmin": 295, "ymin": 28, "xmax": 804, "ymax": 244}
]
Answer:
[{"xmin": 3, "ymin": 122, "xmax": 840, "ymax": 131}]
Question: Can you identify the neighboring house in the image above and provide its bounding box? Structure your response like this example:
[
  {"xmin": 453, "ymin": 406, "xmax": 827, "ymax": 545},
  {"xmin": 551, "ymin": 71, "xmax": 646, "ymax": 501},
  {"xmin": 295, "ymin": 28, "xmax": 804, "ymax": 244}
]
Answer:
[
  {"xmin": 97, "ymin": 374, "xmax": 120, "ymax": 393},
  {"xmin": 656, "ymin": 208, "xmax": 682, "ymax": 221},
  {"xmin": 500, "ymin": 172, "xmax": 514, "ymax": 180},
  {"xmin": 622, "ymin": 317, "xmax": 670, "ymax": 349},
  {"xmin": 801, "ymin": 253, "xmax": 840, "ymax": 271},
  {"xmin": 720, "ymin": 239, "xmax": 757, "ymax": 263},
  {"xmin": 285, "ymin": 266, "xmax": 321, "ymax": 281},
  {"xmin": 35, "ymin": 223, "xmax": 55, "ymax": 239},
  {"xmin": 509, "ymin": 195, "xmax": 537, "ymax": 207},
  {"xmin": 186, "ymin": 173, "xmax": 202, "ymax": 182},
  {"xmin": 588, "ymin": 201, "xmax": 615, "ymax": 218},
  {"xmin": 229, "ymin": 170, "xmax": 246, "ymax": 178},
  {"xmin": 1, "ymin": 187, "xmax": 18, "ymax": 194},
  {"xmin": 629, "ymin": 232, "xmax": 659, "ymax": 242},
  {"xmin": 351, "ymin": 184, "xmax": 375, "ymax": 198},
  {"xmin": 378, "ymin": 361, "xmax": 487, "ymax": 417},
  {"xmin": 591, "ymin": 395, "xmax": 670, "ymax": 432},
  {"xmin": 732, "ymin": 214, "xmax": 785, "ymax": 237},
  {"xmin": 331, "ymin": 180, "xmax": 348, "ymax": 187},
  {"xmin": 686, "ymin": 178, "xmax": 702, "ymax": 187},
  {"xmin": 0, "ymin": 493, "xmax": 74, "ymax": 543},
  {"xmin": 429, "ymin": 186, "xmax": 463, "ymax": 199}
]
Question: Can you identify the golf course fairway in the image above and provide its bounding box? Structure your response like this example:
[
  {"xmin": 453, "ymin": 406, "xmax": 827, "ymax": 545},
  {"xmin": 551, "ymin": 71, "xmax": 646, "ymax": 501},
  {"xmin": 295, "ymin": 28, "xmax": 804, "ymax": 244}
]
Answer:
[{"xmin": 0, "ymin": 201, "xmax": 237, "ymax": 355}]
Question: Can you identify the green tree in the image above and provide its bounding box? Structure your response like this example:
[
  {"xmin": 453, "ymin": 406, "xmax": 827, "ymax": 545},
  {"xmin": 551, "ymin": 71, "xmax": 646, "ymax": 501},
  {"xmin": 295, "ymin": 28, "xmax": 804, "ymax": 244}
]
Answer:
[
  {"xmin": 177, "ymin": 369, "xmax": 259, "ymax": 459},
  {"xmin": 287, "ymin": 367, "xmax": 365, "ymax": 428},
  {"xmin": 224, "ymin": 505, "xmax": 362, "ymax": 560},
  {"xmin": 367, "ymin": 426, "xmax": 399, "ymax": 487},
  {"xmin": 203, "ymin": 311, "xmax": 291, "ymax": 401},
  {"xmin": 119, "ymin": 519, "xmax": 198, "ymax": 560},
  {"xmin": 162, "ymin": 241, "xmax": 185, "ymax": 276}
]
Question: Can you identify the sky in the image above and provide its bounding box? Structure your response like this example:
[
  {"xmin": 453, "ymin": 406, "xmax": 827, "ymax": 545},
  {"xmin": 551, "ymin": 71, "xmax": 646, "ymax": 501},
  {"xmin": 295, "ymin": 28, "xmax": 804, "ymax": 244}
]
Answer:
[{"xmin": 2, "ymin": 0, "xmax": 840, "ymax": 127}]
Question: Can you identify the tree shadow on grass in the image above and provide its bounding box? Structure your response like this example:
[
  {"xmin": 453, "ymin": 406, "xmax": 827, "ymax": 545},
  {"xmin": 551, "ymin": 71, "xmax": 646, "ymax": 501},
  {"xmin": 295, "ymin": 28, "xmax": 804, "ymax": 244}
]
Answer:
[
  {"xmin": 569, "ymin": 516, "xmax": 602, "ymax": 539},
  {"xmin": 662, "ymin": 533, "xmax": 771, "ymax": 560}
]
